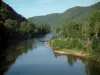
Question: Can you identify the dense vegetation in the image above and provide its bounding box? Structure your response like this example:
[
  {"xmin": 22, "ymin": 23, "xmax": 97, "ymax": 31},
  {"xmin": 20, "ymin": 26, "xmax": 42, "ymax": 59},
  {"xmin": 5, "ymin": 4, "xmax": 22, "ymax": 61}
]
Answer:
[
  {"xmin": 29, "ymin": 2, "xmax": 100, "ymax": 61},
  {"xmin": 50, "ymin": 10, "xmax": 100, "ymax": 62},
  {"xmin": 28, "ymin": 2, "xmax": 100, "ymax": 28},
  {"xmin": 0, "ymin": 1, "xmax": 50, "ymax": 51}
]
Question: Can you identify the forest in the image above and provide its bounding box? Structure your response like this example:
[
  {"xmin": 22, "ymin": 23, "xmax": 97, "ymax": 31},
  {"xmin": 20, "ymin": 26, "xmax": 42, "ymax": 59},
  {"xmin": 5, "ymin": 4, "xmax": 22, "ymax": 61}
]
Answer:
[
  {"xmin": 50, "ymin": 10, "xmax": 100, "ymax": 62},
  {"xmin": 28, "ymin": 2, "xmax": 100, "ymax": 62},
  {"xmin": 0, "ymin": 1, "xmax": 51, "ymax": 52}
]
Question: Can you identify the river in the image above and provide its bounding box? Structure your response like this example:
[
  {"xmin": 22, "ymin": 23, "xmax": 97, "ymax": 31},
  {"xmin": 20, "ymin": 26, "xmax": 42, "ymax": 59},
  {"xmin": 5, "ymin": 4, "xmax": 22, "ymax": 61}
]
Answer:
[{"xmin": 0, "ymin": 33, "xmax": 100, "ymax": 75}]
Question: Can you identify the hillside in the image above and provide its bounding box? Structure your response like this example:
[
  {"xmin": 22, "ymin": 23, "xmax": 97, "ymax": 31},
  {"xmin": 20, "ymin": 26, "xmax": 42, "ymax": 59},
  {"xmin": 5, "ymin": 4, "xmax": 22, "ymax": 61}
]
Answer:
[
  {"xmin": 0, "ymin": 0, "xmax": 26, "ymax": 23},
  {"xmin": 0, "ymin": 1, "xmax": 27, "ymax": 43},
  {"xmin": 0, "ymin": 1, "xmax": 50, "ymax": 52},
  {"xmin": 28, "ymin": 2, "xmax": 100, "ymax": 26}
]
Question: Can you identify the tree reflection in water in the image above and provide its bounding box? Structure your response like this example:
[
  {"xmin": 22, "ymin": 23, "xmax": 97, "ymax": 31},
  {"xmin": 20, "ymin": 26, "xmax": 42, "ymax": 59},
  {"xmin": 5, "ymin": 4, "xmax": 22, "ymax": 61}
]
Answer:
[
  {"xmin": 85, "ymin": 61, "xmax": 100, "ymax": 75},
  {"xmin": 0, "ymin": 38, "xmax": 100, "ymax": 75},
  {"xmin": 54, "ymin": 53, "xmax": 100, "ymax": 75},
  {"xmin": 0, "ymin": 39, "xmax": 37, "ymax": 75},
  {"xmin": 67, "ymin": 55, "xmax": 77, "ymax": 66}
]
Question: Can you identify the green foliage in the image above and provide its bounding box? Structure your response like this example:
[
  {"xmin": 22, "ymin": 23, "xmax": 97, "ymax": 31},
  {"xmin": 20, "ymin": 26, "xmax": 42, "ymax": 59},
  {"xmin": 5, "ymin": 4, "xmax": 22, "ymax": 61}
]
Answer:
[
  {"xmin": 0, "ymin": 21, "xmax": 3, "ymax": 25},
  {"xmin": 4, "ymin": 18, "xmax": 18, "ymax": 29},
  {"xmin": 50, "ymin": 10, "xmax": 100, "ymax": 61},
  {"xmin": 62, "ymin": 22, "xmax": 82, "ymax": 38},
  {"xmin": 88, "ymin": 11, "xmax": 100, "ymax": 39},
  {"xmin": 19, "ymin": 21, "xmax": 32, "ymax": 33},
  {"xmin": 34, "ymin": 23, "xmax": 51, "ymax": 33},
  {"xmin": 51, "ymin": 38, "xmax": 84, "ymax": 50},
  {"xmin": 56, "ymin": 27, "xmax": 60, "ymax": 33},
  {"xmin": 0, "ymin": 0, "xmax": 51, "ymax": 45},
  {"xmin": 89, "ymin": 11, "xmax": 100, "ymax": 23},
  {"xmin": 92, "ymin": 37, "xmax": 100, "ymax": 53}
]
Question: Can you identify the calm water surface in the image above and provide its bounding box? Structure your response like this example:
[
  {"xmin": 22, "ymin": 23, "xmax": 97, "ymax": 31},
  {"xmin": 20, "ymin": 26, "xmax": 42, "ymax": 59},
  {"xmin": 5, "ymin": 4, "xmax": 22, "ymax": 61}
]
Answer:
[{"xmin": 0, "ymin": 33, "xmax": 100, "ymax": 75}]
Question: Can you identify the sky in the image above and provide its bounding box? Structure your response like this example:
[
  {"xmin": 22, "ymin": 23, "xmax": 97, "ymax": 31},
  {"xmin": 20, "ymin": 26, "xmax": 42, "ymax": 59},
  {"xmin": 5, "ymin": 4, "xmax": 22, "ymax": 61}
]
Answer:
[{"xmin": 3, "ymin": 0, "xmax": 100, "ymax": 18}]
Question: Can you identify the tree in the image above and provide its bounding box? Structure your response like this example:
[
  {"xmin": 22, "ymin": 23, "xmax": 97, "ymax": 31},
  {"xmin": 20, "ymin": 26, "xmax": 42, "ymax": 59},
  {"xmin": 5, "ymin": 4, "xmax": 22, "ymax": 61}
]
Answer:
[
  {"xmin": 19, "ymin": 21, "xmax": 32, "ymax": 33},
  {"xmin": 4, "ymin": 18, "xmax": 18, "ymax": 29},
  {"xmin": 88, "ymin": 10, "xmax": 100, "ymax": 39}
]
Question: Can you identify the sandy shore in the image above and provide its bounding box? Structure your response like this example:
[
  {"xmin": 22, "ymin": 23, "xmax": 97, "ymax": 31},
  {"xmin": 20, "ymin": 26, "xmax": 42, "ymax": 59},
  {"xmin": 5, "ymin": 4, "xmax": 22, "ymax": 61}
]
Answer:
[
  {"xmin": 54, "ymin": 50, "xmax": 89, "ymax": 59},
  {"xmin": 47, "ymin": 42, "xmax": 89, "ymax": 58},
  {"xmin": 48, "ymin": 42, "xmax": 100, "ymax": 63}
]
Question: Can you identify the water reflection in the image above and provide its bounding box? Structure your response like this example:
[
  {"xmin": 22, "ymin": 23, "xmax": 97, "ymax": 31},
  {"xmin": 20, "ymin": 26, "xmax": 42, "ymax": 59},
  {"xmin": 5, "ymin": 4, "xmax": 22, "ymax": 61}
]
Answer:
[
  {"xmin": 85, "ymin": 61, "xmax": 100, "ymax": 75},
  {"xmin": 55, "ymin": 53, "xmax": 100, "ymax": 75},
  {"xmin": 67, "ymin": 55, "xmax": 77, "ymax": 66},
  {"xmin": 0, "ymin": 34, "xmax": 100, "ymax": 75},
  {"xmin": 0, "ymin": 38, "xmax": 38, "ymax": 75}
]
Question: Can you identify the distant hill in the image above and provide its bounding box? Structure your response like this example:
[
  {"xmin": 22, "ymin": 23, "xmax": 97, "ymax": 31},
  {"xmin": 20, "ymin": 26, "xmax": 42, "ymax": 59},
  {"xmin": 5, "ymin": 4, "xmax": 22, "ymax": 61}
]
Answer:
[{"xmin": 28, "ymin": 2, "xmax": 100, "ymax": 26}]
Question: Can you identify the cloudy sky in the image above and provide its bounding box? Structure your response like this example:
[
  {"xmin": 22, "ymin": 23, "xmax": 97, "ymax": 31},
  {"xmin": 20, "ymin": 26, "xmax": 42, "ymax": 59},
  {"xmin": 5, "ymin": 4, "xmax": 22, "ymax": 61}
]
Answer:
[{"xmin": 4, "ymin": 0, "xmax": 100, "ymax": 18}]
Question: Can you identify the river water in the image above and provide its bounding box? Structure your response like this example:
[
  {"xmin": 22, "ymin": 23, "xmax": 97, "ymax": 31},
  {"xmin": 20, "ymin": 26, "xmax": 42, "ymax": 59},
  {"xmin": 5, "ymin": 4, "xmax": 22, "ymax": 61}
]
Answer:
[{"xmin": 0, "ymin": 33, "xmax": 100, "ymax": 75}]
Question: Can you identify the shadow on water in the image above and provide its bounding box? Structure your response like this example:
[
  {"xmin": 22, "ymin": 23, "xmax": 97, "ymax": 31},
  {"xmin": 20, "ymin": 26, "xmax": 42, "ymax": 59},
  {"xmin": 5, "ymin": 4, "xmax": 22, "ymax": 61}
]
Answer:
[
  {"xmin": 0, "ymin": 33, "xmax": 100, "ymax": 75},
  {"xmin": 0, "ymin": 36, "xmax": 44, "ymax": 75},
  {"xmin": 55, "ymin": 53, "xmax": 100, "ymax": 75}
]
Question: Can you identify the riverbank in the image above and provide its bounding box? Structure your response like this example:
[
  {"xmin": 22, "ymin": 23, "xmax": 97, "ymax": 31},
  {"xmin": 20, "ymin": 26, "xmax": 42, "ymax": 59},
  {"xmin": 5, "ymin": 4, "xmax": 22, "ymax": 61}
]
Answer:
[
  {"xmin": 54, "ymin": 50, "xmax": 89, "ymax": 59},
  {"xmin": 48, "ymin": 40, "xmax": 100, "ymax": 64},
  {"xmin": 47, "ymin": 41, "xmax": 89, "ymax": 58},
  {"xmin": 52, "ymin": 47, "xmax": 100, "ymax": 64},
  {"xmin": 53, "ymin": 47, "xmax": 100, "ymax": 64}
]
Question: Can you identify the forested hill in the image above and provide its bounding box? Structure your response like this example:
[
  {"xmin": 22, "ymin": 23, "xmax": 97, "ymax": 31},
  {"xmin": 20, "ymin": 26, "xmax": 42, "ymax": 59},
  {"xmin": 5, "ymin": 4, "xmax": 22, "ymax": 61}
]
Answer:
[
  {"xmin": 0, "ymin": 0, "xmax": 26, "ymax": 22},
  {"xmin": 0, "ymin": 0, "xmax": 27, "ymax": 44},
  {"xmin": 28, "ymin": 2, "xmax": 100, "ymax": 26},
  {"xmin": 0, "ymin": 1, "xmax": 50, "ymax": 51}
]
